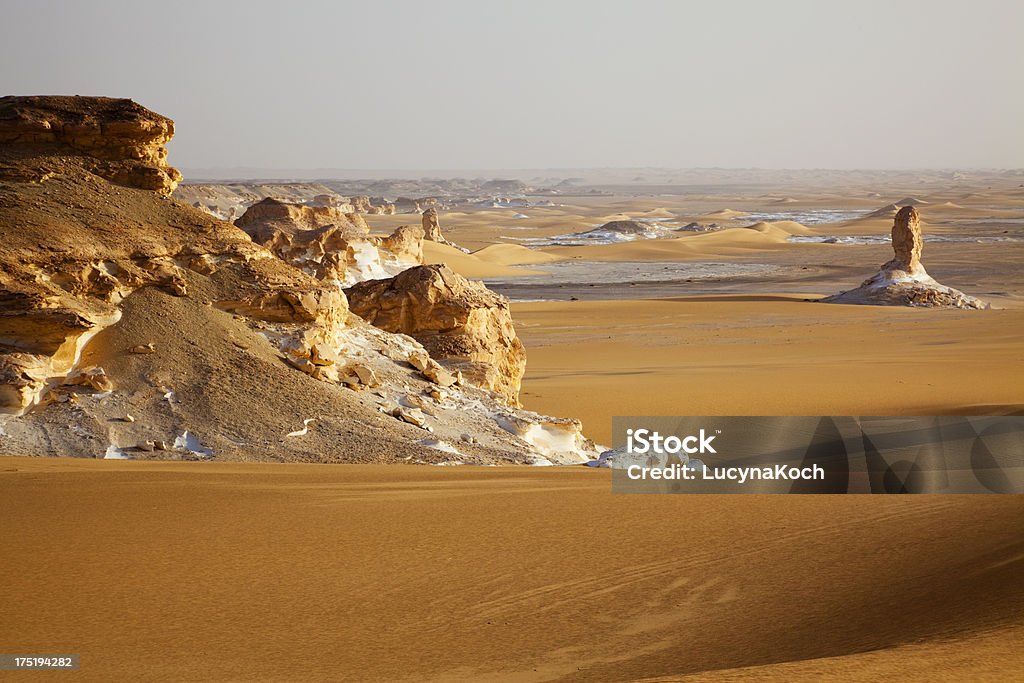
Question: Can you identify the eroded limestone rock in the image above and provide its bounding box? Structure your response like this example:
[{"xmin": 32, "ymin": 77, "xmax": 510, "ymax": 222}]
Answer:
[
  {"xmin": 888, "ymin": 206, "xmax": 924, "ymax": 274},
  {"xmin": 0, "ymin": 96, "xmax": 601, "ymax": 465},
  {"xmin": 822, "ymin": 207, "xmax": 987, "ymax": 309},
  {"xmin": 235, "ymin": 198, "xmax": 423, "ymax": 285},
  {"xmin": 0, "ymin": 96, "xmax": 182, "ymax": 194},
  {"xmin": 346, "ymin": 264, "xmax": 526, "ymax": 405}
]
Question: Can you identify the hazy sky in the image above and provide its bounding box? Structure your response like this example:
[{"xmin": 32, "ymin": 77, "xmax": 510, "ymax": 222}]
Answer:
[{"xmin": 1, "ymin": 0, "xmax": 1022, "ymax": 171}]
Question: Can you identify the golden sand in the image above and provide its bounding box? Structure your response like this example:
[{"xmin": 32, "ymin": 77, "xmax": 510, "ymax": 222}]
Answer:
[
  {"xmin": 2, "ymin": 457, "xmax": 1022, "ymax": 681},
  {"xmin": 4, "ymin": 179, "xmax": 1024, "ymax": 680},
  {"xmin": 514, "ymin": 297, "xmax": 1024, "ymax": 445}
]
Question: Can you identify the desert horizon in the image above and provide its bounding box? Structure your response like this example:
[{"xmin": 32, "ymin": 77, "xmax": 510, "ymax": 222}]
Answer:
[{"xmin": 2, "ymin": 0, "xmax": 1023, "ymax": 680}]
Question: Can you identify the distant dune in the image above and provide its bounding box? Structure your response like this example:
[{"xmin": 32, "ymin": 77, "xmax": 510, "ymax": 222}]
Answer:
[
  {"xmin": 867, "ymin": 203, "xmax": 900, "ymax": 218},
  {"xmin": 701, "ymin": 208, "xmax": 750, "ymax": 219},
  {"xmin": 423, "ymin": 241, "xmax": 551, "ymax": 277},
  {"xmin": 540, "ymin": 222, "xmax": 810, "ymax": 262},
  {"xmin": 470, "ymin": 243, "xmax": 563, "ymax": 266}
]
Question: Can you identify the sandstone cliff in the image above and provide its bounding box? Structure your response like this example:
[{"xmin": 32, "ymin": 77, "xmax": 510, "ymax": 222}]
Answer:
[
  {"xmin": 822, "ymin": 207, "xmax": 988, "ymax": 309},
  {"xmin": 0, "ymin": 95, "xmax": 182, "ymax": 194},
  {"xmin": 0, "ymin": 96, "xmax": 597, "ymax": 465},
  {"xmin": 346, "ymin": 265, "xmax": 527, "ymax": 406}
]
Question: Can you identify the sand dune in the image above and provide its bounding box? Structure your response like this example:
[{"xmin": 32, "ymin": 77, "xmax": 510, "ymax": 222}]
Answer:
[
  {"xmin": 1, "ymin": 457, "xmax": 1021, "ymax": 681},
  {"xmin": 640, "ymin": 627, "xmax": 1024, "ymax": 682},
  {"xmin": 866, "ymin": 203, "xmax": 900, "ymax": 218},
  {"xmin": 542, "ymin": 223, "xmax": 810, "ymax": 262},
  {"xmin": 470, "ymin": 243, "xmax": 564, "ymax": 266},
  {"xmin": 743, "ymin": 219, "xmax": 813, "ymax": 235},
  {"xmin": 423, "ymin": 241, "xmax": 549, "ymax": 277},
  {"xmin": 701, "ymin": 208, "xmax": 749, "ymax": 219}
]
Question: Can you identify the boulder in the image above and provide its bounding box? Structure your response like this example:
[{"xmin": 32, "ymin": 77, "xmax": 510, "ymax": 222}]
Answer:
[
  {"xmin": 380, "ymin": 224, "xmax": 425, "ymax": 263},
  {"xmin": 346, "ymin": 265, "xmax": 526, "ymax": 405},
  {"xmin": 64, "ymin": 366, "xmax": 113, "ymax": 392}
]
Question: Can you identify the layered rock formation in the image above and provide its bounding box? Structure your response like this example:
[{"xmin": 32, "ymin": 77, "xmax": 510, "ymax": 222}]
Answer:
[
  {"xmin": 822, "ymin": 207, "xmax": 987, "ymax": 309},
  {"xmin": 0, "ymin": 96, "xmax": 597, "ymax": 465},
  {"xmin": 345, "ymin": 265, "xmax": 527, "ymax": 406},
  {"xmin": 235, "ymin": 198, "xmax": 420, "ymax": 286},
  {"xmin": 0, "ymin": 95, "xmax": 182, "ymax": 194}
]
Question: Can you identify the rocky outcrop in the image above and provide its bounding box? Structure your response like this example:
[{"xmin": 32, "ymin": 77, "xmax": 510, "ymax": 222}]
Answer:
[
  {"xmin": 822, "ymin": 207, "xmax": 987, "ymax": 309},
  {"xmin": 173, "ymin": 183, "xmax": 350, "ymax": 221},
  {"xmin": 0, "ymin": 96, "xmax": 600, "ymax": 465},
  {"xmin": 394, "ymin": 197, "xmax": 423, "ymax": 214},
  {"xmin": 889, "ymin": 205, "xmax": 923, "ymax": 273},
  {"xmin": 345, "ymin": 265, "xmax": 527, "ymax": 406},
  {"xmin": 421, "ymin": 207, "xmax": 444, "ymax": 242},
  {"xmin": 420, "ymin": 208, "xmax": 465, "ymax": 250},
  {"xmin": 0, "ymin": 288, "xmax": 122, "ymax": 412},
  {"xmin": 380, "ymin": 224, "xmax": 425, "ymax": 264},
  {"xmin": 395, "ymin": 197, "xmax": 439, "ymax": 213},
  {"xmin": 235, "ymin": 198, "xmax": 423, "ymax": 286},
  {"xmin": 350, "ymin": 195, "xmax": 395, "ymax": 215},
  {"xmin": 235, "ymin": 197, "xmax": 368, "ymax": 237},
  {"xmin": 216, "ymin": 288, "xmax": 349, "ymax": 326},
  {"xmin": 0, "ymin": 96, "xmax": 182, "ymax": 194}
]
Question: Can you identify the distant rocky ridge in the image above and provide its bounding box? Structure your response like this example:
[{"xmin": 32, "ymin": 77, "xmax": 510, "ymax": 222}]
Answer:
[
  {"xmin": 174, "ymin": 183, "xmax": 399, "ymax": 221},
  {"xmin": 823, "ymin": 206, "xmax": 988, "ymax": 309},
  {"xmin": 173, "ymin": 176, "xmax": 563, "ymax": 223},
  {"xmin": 0, "ymin": 97, "xmax": 599, "ymax": 465}
]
